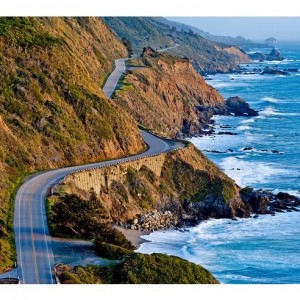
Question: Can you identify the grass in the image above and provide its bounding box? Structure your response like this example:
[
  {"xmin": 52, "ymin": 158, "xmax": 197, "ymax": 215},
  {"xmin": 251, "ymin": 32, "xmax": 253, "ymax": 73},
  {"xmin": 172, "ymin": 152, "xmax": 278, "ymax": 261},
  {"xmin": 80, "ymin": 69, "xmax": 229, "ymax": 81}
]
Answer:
[
  {"xmin": 111, "ymin": 74, "xmax": 134, "ymax": 98},
  {"xmin": 0, "ymin": 18, "xmax": 62, "ymax": 48}
]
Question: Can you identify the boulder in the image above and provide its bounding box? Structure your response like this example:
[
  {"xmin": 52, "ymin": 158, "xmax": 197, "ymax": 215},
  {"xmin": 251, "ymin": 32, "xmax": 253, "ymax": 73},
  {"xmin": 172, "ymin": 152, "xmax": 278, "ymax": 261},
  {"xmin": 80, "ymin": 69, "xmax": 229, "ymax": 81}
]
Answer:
[
  {"xmin": 266, "ymin": 49, "xmax": 284, "ymax": 61},
  {"xmin": 226, "ymin": 96, "xmax": 259, "ymax": 117}
]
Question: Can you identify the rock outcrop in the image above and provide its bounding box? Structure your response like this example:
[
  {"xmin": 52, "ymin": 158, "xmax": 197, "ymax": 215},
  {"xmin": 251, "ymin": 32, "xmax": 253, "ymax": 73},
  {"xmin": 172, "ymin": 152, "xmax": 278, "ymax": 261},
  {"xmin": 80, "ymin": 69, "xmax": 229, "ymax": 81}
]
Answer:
[
  {"xmin": 225, "ymin": 96, "xmax": 259, "ymax": 116},
  {"xmin": 262, "ymin": 67, "xmax": 288, "ymax": 75},
  {"xmin": 249, "ymin": 49, "xmax": 284, "ymax": 62},
  {"xmin": 240, "ymin": 188, "xmax": 300, "ymax": 215},
  {"xmin": 266, "ymin": 49, "xmax": 284, "ymax": 61}
]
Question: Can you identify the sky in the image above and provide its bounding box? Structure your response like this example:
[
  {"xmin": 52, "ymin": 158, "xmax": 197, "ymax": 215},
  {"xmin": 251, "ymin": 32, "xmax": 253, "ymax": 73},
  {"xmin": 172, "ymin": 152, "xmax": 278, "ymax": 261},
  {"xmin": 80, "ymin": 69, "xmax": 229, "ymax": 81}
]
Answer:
[{"xmin": 166, "ymin": 17, "xmax": 300, "ymax": 41}]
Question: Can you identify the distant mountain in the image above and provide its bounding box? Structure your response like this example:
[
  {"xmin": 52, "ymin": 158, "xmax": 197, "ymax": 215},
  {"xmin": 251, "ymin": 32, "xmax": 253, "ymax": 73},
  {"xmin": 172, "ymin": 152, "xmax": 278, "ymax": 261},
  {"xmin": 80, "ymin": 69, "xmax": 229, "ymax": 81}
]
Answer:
[
  {"xmin": 264, "ymin": 37, "xmax": 277, "ymax": 45},
  {"xmin": 157, "ymin": 17, "xmax": 268, "ymax": 50},
  {"xmin": 103, "ymin": 17, "xmax": 251, "ymax": 74}
]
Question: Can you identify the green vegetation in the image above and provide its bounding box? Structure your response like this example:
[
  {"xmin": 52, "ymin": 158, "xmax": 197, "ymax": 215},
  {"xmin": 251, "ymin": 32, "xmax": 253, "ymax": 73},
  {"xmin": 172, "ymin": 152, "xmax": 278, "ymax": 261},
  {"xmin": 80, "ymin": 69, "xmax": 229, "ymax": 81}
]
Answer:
[
  {"xmin": 0, "ymin": 17, "xmax": 144, "ymax": 272},
  {"xmin": 94, "ymin": 242, "xmax": 131, "ymax": 259},
  {"xmin": 58, "ymin": 252, "xmax": 219, "ymax": 284},
  {"xmin": 127, "ymin": 167, "xmax": 154, "ymax": 209},
  {"xmin": 240, "ymin": 186, "xmax": 254, "ymax": 196},
  {"xmin": 121, "ymin": 38, "xmax": 133, "ymax": 57},
  {"xmin": 0, "ymin": 18, "xmax": 62, "ymax": 48},
  {"xmin": 161, "ymin": 156, "xmax": 235, "ymax": 203},
  {"xmin": 103, "ymin": 17, "xmax": 174, "ymax": 55},
  {"xmin": 48, "ymin": 192, "xmax": 134, "ymax": 250}
]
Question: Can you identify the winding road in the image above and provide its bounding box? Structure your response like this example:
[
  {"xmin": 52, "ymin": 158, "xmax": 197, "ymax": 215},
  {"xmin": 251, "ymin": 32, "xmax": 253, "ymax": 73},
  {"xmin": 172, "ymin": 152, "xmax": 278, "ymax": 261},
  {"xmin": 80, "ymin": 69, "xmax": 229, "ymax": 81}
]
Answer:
[{"xmin": 7, "ymin": 45, "xmax": 184, "ymax": 284}]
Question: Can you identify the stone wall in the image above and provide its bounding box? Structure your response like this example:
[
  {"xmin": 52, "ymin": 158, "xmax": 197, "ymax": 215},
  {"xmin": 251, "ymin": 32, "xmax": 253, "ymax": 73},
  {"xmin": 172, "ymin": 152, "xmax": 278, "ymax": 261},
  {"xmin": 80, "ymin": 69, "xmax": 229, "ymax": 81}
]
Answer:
[{"xmin": 62, "ymin": 153, "xmax": 167, "ymax": 194}]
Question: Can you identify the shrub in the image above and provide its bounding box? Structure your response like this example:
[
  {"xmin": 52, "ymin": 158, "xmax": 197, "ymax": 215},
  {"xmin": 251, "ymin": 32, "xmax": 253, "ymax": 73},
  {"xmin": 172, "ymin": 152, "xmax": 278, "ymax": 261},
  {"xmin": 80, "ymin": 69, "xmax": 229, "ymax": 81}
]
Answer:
[{"xmin": 94, "ymin": 242, "xmax": 132, "ymax": 259}]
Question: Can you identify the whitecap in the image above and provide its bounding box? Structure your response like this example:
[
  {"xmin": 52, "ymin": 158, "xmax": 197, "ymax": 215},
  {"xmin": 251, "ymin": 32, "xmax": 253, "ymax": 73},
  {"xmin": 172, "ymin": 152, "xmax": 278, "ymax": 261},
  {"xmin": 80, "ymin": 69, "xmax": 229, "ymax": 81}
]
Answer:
[
  {"xmin": 262, "ymin": 96, "xmax": 279, "ymax": 103},
  {"xmin": 261, "ymin": 107, "xmax": 300, "ymax": 117},
  {"xmin": 220, "ymin": 157, "xmax": 291, "ymax": 187},
  {"xmin": 241, "ymin": 118, "xmax": 255, "ymax": 124},
  {"xmin": 237, "ymin": 125, "xmax": 251, "ymax": 131}
]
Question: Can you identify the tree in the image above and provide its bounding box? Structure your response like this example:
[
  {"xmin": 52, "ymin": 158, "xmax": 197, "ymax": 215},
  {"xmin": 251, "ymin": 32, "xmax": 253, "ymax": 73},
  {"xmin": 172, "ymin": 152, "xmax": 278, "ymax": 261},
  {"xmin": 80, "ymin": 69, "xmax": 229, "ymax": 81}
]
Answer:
[{"xmin": 121, "ymin": 38, "xmax": 133, "ymax": 57}]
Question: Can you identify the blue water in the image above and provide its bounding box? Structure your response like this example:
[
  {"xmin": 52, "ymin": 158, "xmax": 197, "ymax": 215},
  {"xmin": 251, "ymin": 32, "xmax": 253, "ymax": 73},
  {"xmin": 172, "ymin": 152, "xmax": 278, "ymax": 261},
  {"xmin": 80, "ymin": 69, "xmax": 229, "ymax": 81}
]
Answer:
[{"xmin": 138, "ymin": 42, "xmax": 300, "ymax": 283}]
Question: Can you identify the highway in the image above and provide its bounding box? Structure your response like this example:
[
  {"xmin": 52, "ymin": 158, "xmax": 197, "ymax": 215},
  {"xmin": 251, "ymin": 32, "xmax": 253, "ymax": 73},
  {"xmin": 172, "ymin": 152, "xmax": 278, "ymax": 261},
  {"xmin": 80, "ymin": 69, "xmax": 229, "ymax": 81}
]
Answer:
[
  {"xmin": 102, "ymin": 58, "xmax": 126, "ymax": 98},
  {"xmin": 11, "ymin": 46, "xmax": 184, "ymax": 284}
]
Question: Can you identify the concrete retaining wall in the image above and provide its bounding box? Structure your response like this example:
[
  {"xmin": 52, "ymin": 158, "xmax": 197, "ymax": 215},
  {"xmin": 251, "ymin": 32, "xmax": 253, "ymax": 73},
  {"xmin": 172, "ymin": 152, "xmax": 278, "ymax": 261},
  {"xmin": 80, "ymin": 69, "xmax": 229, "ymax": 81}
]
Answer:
[{"xmin": 62, "ymin": 153, "xmax": 167, "ymax": 194}]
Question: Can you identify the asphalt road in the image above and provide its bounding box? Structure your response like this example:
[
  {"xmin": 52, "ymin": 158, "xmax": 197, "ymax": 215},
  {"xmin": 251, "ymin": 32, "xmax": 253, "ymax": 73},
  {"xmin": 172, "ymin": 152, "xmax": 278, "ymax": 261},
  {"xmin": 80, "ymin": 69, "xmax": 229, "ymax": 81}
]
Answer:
[
  {"xmin": 12, "ymin": 47, "xmax": 184, "ymax": 284},
  {"xmin": 102, "ymin": 58, "xmax": 126, "ymax": 98}
]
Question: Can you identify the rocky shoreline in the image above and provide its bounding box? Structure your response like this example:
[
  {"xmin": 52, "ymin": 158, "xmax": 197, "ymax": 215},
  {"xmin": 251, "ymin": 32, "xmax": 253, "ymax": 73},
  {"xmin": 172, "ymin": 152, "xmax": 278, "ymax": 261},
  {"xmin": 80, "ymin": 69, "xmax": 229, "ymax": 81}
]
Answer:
[{"xmin": 118, "ymin": 189, "xmax": 300, "ymax": 239}]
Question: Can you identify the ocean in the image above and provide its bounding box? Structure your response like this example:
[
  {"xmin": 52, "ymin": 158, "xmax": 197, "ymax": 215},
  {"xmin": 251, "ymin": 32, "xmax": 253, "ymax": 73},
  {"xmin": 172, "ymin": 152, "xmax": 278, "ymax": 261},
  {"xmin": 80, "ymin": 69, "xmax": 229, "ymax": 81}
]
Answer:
[{"xmin": 137, "ymin": 41, "xmax": 300, "ymax": 284}]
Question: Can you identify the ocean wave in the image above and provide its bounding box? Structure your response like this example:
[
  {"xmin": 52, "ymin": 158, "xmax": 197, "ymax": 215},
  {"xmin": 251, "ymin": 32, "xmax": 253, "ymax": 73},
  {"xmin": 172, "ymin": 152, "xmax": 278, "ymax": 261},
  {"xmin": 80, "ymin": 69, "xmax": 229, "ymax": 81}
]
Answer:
[
  {"xmin": 260, "ymin": 107, "xmax": 300, "ymax": 117},
  {"xmin": 211, "ymin": 82, "xmax": 248, "ymax": 88},
  {"xmin": 262, "ymin": 96, "xmax": 279, "ymax": 103},
  {"xmin": 237, "ymin": 125, "xmax": 252, "ymax": 131},
  {"xmin": 240, "ymin": 118, "xmax": 255, "ymax": 124},
  {"xmin": 220, "ymin": 157, "xmax": 290, "ymax": 187}
]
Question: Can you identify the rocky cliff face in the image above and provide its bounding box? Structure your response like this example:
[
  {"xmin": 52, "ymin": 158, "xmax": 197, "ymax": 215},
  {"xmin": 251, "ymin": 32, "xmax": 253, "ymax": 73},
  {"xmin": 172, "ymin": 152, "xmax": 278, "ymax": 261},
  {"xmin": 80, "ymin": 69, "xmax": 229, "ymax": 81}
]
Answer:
[
  {"xmin": 0, "ymin": 17, "xmax": 145, "ymax": 272},
  {"xmin": 63, "ymin": 145, "xmax": 248, "ymax": 229},
  {"xmin": 115, "ymin": 48, "xmax": 225, "ymax": 138}
]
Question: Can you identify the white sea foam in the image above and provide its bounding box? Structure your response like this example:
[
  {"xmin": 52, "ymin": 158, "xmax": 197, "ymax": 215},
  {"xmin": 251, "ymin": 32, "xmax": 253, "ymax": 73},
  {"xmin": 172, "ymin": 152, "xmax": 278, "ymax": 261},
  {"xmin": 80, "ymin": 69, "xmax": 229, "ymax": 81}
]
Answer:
[
  {"xmin": 241, "ymin": 118, "xmax": 255, "ymax": 124},
  {"xmin": 237, "ymin": 125, "xmax": 251, "ymax": 131},
  {"xmin": 260, "ymin": 107, "xmax": 300, "ymax": 117},
  {"xmin": 220, "ymin": 157, "xmax": 290, "ymax": 187},
  {"xmin": 211, "ymin": 82, "xmax": 248, "ymax": 88},
  {"xmin": 262, "ymin": 96, "xmax": 279, "ymax": 103}
]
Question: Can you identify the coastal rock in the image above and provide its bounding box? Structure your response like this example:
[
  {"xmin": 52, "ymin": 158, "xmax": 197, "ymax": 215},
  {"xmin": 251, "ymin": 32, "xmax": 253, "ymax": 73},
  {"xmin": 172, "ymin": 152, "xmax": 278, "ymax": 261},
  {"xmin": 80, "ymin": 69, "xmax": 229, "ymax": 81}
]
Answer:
[
  {"xmin": 240, "ymin": 188, "xmax": 300, "ymax": 215},
  {"xmin": 128, "ymin": 210, "xmax": 178, "ymax": 232},
  {"xmin": 262, "ymin": 67, "xmax": 288, "ymax": 75},
  {"xmin": 249, "ymin": 49, "xmax": 284, "ymax": 62},
  {"xmin": 225, "ymin": 96, "xmax": 259, "ymax": 117},
  {"xmin": 266, "ymin": 49, "xmax": 284, "ymax": 61},
  {"xmin": 249, "ymin": 52, "xmax": 265, "ymax": 62}
]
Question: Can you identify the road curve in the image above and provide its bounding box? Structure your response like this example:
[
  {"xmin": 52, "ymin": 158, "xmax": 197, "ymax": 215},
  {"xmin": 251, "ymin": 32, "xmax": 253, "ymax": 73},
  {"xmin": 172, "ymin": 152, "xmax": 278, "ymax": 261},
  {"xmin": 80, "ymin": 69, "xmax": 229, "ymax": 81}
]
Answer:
[
  {"xmin": 102, "ymin": 58, "xmax": 126, "ymax": 98},
  {"xmin": 12, "ymin": 48, "xmax": 185, "ymax": 284}
]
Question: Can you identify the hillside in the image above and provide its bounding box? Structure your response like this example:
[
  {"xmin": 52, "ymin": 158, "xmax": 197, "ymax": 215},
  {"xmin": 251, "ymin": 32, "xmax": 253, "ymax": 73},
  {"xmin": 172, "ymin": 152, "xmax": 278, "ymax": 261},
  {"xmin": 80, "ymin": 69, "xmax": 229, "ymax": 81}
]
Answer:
[
  {"xmin": 102, "ymin": 17, "xmax": 175, "ymax": 53},
  {"xmin": 0, "ymin": 17, "xmax": 145, "ymax": 272},
  {"xmin": 103, "ymin": 17, "xmax": 251, "ymax": 74},
  {"xmin": 114, "ymin": 47, "xmax": 225, "ymax": 138}
]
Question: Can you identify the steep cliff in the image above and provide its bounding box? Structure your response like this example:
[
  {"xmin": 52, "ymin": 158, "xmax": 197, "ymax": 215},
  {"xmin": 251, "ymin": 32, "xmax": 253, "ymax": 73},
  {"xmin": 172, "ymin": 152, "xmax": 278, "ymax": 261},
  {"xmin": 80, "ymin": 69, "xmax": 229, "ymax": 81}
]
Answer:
[
  {"xmin": 0, "ymin": 17, "xmax": 145, "ymax": 272},
  {"xmin": 115, "ymin": 48, "xmax": 225, "ymax": 138}
]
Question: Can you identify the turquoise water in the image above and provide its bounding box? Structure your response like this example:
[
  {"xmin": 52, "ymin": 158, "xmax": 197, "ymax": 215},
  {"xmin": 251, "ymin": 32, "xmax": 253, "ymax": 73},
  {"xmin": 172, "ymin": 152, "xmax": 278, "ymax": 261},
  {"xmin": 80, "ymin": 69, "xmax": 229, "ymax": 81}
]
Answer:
[{"xmin": 138, "ymin": 42, "xmax": 300, "ymax": 284}]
